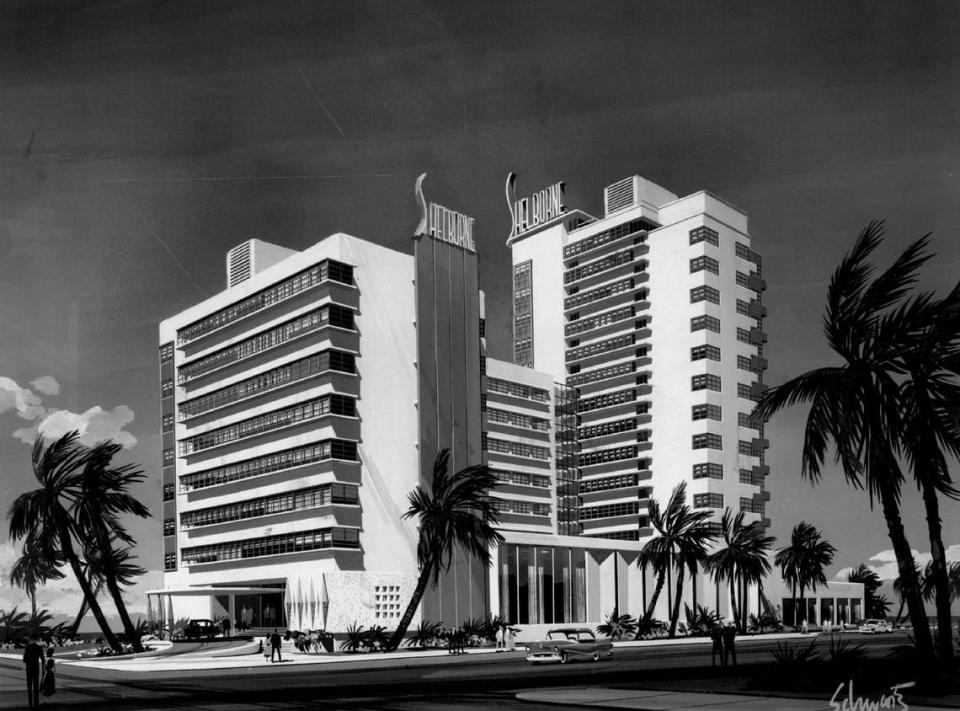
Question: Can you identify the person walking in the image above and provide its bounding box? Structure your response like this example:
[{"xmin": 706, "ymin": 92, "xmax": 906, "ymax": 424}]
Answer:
[
  {"xmin": 496, "ymin": 622, "xmax": 506, "ymax": 651},
  {"xmin": 710, "ymin": 625, "xmax": 724, "ymax": 668},
  {"xmin": 22, "ymin": 636, "xmax": 44, "ymax": 708},
  {"xmin": 40, "ymin": 647, "xmax": 56, "ymax": 698},
  {"xmin": 721, "ymin": 622, "xmax": 737, "ymax": 667},
  {"xmin": 222, "ymin": 615, "xmax": 231, "ymax": 638},
  {"xmin": 270, "ymin": 629, "xmax": 282, "ymax": 663}
]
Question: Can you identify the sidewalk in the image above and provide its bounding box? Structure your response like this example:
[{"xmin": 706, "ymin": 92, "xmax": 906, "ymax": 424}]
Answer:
[{"xmin": 517, "ymin": 686, "xmax": 960, "ymax": 710}]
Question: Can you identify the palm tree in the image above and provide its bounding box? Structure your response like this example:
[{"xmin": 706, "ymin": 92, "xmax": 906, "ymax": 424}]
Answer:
[
  {"xmin": 892, "ymin": 561, "xmax": 923, "ymax": 623},
  {"xmin": 385, "ymin": 450, "xmax": 503, "ymax": 651},
  {"xmin": 9, "ymin": 540, "xmax": 64, "ymax": 617},
  {"xmin": 8, "ymin": 432, "xmax": 122, "ymax": 652},
  {"xmin": 846, "ymin": 564, "xmax": 882, "ymax": 620},
  {"xmin": 894, "ymin": 285, "xmax": 960, "ymax": 661},
  {"xmin": 774, "ymin": 522, "xmax": 836, "ymax": 628},
  {"xmin": 703, "ymin": 508, "xmax": 774, "ymax": 633},
  {"xmin": 637, "ymin": 482, "xmax": 715, "ymax": 634},
  {"xmin": 72, "ymin": 440, "xmax": 150, "ymax": 653},
  {"xmin": 753, "ymin": 222, "xmax": 937, "ymax": 661}
]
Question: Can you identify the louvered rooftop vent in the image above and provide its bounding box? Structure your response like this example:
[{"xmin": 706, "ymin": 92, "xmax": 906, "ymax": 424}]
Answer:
[
  {"xmin": 604, "ymin": 177, "xmax": 637, "ymax": 215},
  {"xmin": 227, "ymin": 241, "xmax": 252, "ymax": 287}
]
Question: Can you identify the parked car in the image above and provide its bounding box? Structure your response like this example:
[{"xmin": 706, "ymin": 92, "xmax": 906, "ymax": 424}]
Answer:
[
  {"xmin": 525, "ymin": 628, "xmax": 613, "ymax": 664},
  {"xmin": 858, "ymin": 619, "xmax": 893, "ymax": 634},
  {"xmin": 183, "ymin": 619, "xmax": 219, "ymax": 639}
]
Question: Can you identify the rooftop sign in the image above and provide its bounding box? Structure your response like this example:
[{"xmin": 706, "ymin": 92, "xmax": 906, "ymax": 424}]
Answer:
[
  {"xmin": 506, "ymin": 172, "xmax": 566, "ymax": 240},
  {"xmin": 415, "ymin": 173, "xmax": 476, "ymax": 253}
]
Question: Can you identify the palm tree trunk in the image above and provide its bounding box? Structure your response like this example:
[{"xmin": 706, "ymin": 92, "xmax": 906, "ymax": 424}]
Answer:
[
  {"xmin": 740, "ymin": 578, "xmax": 749, "ymax": 632},
  {"xmin": 30, "ymin": 589, "xmax": 36, "ymax": 618},
  {"xmin": 920, "ymin": 479, "xmax": 954, "ymax": 661},
  {"xmin": 879, "ymin": 486, "xmax": 935, "ymax": 663},
  {"xmin": 387, "ymin": 561, "xmax": 433, "ymax": 652},
  {"xmin": 668, "ymin": 566, "xmax": 685, "ymax": 637},
  {"xmin": 894, "ymin": 597, "xmax": 906, "ymax": 624},
  {"xmin": 799, "ymin": 585, "xmax": 805, "ymax": 629},
  {"xmin": 666, "ymin": 564, "xmax": 673, "ymax": 618},
  {"xmin": 729, "ymin": 576, "xmax": 740, "ymax": 631},
  {"xmin": 59, "ymin": 521, "xmax": 122, "ymax": 652},
  {"xmin": 792, "ymin": 581, "xmax": 798, "ymax": 629},
  {"xmin": 642, "ymin": 571, "xmax": 666, "ymax": 623},
  {"xmin": 91, "ymin": 529, "xmax": 144, "ymax": 653}
]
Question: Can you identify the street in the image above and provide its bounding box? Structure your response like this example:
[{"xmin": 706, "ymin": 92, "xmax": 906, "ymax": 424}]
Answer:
[{"xmin": 0, "ymin": 633, "xmax": 912, "ymax": 710}]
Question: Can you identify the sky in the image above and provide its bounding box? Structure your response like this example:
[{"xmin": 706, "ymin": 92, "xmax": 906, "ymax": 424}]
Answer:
[{"xmin": 1, "ymin": 0, "xmax": 959, "ymax": 623}]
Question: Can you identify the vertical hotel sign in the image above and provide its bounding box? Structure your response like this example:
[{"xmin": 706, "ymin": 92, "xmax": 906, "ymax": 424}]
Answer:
[
  {"xmin": 506, "ymin": 172, "xmax": 566, "ymax": 240},
  {"xmin": 415, "ymin": 173, "xmax": 476, "ymax": 253}
]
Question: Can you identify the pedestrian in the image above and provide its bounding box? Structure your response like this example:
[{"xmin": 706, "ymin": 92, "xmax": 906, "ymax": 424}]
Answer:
[
  {"xmin": 496, "ymin": 622, "xmax": 506, "ymax": 651},
  {"xmin": 710, "ymin": 625, "xmax": 724, "ymax": 668},
  {"xmin": 506, "ymin": 626, "xmax": 516, "ymax": 652},
  {"xmin": 22, "ymin": 636, "xmax": 43, "ymax": 709},
  {"xmin": 270, "ymin": 628, "xmax": 282, "ymax": 663},
  {"xmin": 40, "ymin": 647, "xmax": 56, "ymax": 698},
  {"xmin": 222, "ymin": 615, "xmax": 231, "ymax": 638},
  {"xmin": 262, "ymin": 636, "xmax": 270, "ymax": 663},
  {"xmin": 721, "ymin": 622, "xmax": 737, "ymax": 667}
]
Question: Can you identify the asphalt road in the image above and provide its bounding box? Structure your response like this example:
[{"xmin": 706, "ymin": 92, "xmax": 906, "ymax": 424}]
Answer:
[{"xmin": 0, "ymin": 632, "xmax": 910, "ymax": 710}]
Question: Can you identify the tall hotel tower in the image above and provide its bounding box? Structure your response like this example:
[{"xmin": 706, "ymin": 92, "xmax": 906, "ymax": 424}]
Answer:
[{"xmin": 508, "ymin": 175, "xmax": 770, "ymax": 544}]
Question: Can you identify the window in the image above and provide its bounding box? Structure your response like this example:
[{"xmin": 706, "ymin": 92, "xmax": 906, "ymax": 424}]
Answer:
[
  {"xmin": 692, "ymin": 374, "xmax": 722, "ymax": 392},
  {"xmin": 737, "ymin": 327, "xmax": 752, "ymax": 344},
  {"xmin": 579, "ymin": 501, "xmax": 639, "ymax": 520},
  {"xmin": 513, "ymin": 261, "xmax": 534, "ymax": 367},
  {"xmin": 736, "ymin": 299, "xmax": 752, "ymax": 317},
  {"xmin": 163, "ymin": 448, "xmax": 175, "ymax": 465},
  {"xmin": 565, "ymin": 306, "xmax": 635, "ymax": 336},
  {"xmin": 566, "ymin": 333, "xmax": 634, "ymax": 362},
  {"xmin": 564, "ymin": 278, "xmax": 636, "ymax": 310},
  {"xmin": 163, "ymin": 518, "xmax": 176, "ymax": 536},
  {"xmin": 740, "ymin": 468, "xmax": 762, "ymax": 485},
  {"xmin": 690, "ymin": 255, "xmax": 719, "ymax": 275},
  {"xmin": 691, "ymin": 285, "xmax": 720, "ymax": 304},
  {"xmin": 485, "ymin": 407, "xmax": 551, "ymax": 432},
  {"xmin": 693, "ymin": 463, "xmax": 723, "ymax": 480},
  {"xmin": 161, "ymin": 379, "xmax": 174, "ymax": 398},
  {"xmin": 179, "ymin": 527, "xmax": 360, "ymax": 566},
  {"xmin": 164, "ymin": 553, "xmax": 177, "ymax": 571},
  {"xmin": 740, "ymin": 497, "xmax": 762, "ymax": 514},
  {"xmin": 484, "ymin": 437, "xmax": 550, "ymax": 460},
  {"xmin": 579, "ymin": 473, "xmax": 638, "ymax": 493},
  {"xmin": 178, "ymin": 394, "xmax": 357, "ymax": 455},
  {"xmin": 492, "ymin": 470, "xmax": 552, "ymax": 488},
  {"xmin": 163, "ymin": 483, "xmax": 175, "ymax": 501},
  {"xmin": 177, "ymin": 305, "xmax": 356, "ymax": 382},
  {"xmin": 736, "ymin": 271, "xmax": 753, "ymax": 289},
  {"xmin": 737, "ymin": 355, "xmax": 753, "ymax": 372},
  {"xmin": 177, "ymin": 259, "xmax": 354, "ymax": 344},
  {"xmin": 579, "ymin": 446, "xmax": 637, "ymax": 467},
  {"xmin": 480, "ymin": 355, "xmax": 486, "ymax": 374},
  {"xmin": 567, "ymin": 362, "xmax": 635, "ymax": 387},
  {"xmin": 691, "ymin": 315, "xmax": 721, "ymax": 333},
  {"xmin": 691, "ymin": 344, "xmax": 721, "ymax": 362},
  {"xmin": 479, "ymin": 318, "xmax": 486, "ymax": 338},
  {"xmin": 692, "ymin": 433, "xmax": 723, "ymax": 450},
  {"xmin": 692, "ymin": 404, "xmax": 722, "ymax": 421},
  {"xmin": 159, "ymin": 343, "xmax": 174, "ymax": 363},
  {"xmin": 179, "ymin": 439, "xmax": 358, "ymax": 491},
  {"xmin": 735, "ymin": 242, "xmax": 753, "ymax": 260},
  {"xmin": 563, "ymin": 220, "xmax": 649, "ymax": 259},
  {"xmin": 180, "ymin": 484, "xmax": 359, "ymax": 529},
  {"xmin": 739, "ymin": 440, "xmax": 757, "ymax": 456},
  {"xmin": 637, "ymin": 402, "xmax": 650, "ymax": 415},
  {"xmin": 693, "ymin": 493, "xmax": 724, "ymax": 509},
  {"xmin": 738, "ymin": 413, "xmax": 758, "ymax": 429},
  {"xmin": 689, "ymin": 226, "xmax": 719, "ymax": 247},
  {"xmin": 565, "ymin": 249, "xmax": 634, "ymax": 284},
  {"xmin": 579, "ymin": 418, "xmax": 636, "ymax": 440},
  {"xmin": 162, "ymin": 413, "xmax": 174, "ymax": 432},
  {"xmin": 738, "ymin": 383, "xmax": 758, "ymax": 401},
  {"xmin": 486, "ymin": 377, "xmax": 549, "ymax": 402},
  {"xmin": 577, "ymin": 389, "xmax": 635, "ymax": 413}
]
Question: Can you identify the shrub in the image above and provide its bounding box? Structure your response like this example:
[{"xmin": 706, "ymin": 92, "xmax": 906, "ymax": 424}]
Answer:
[
  {"xmin": 339, "ymin": 622, "xmax": 366, "ymax": 652},
  {"xmin": 363, "ymin": 625, "xmax": 390, "ymax": 652},
  {"xmin": 597, "ymin": 610, "xmax": 637, "ymax": 640},
  {"xmin": 405, "ymin": 620, "xmax": 443, "ymax": 648},
  {"xmin": 684, "ymin": 604, "xmax": 722, "ymax": 636},
  {"xmin": 771, "ymin": 638, "xmax": 821, "ymax": 668}
]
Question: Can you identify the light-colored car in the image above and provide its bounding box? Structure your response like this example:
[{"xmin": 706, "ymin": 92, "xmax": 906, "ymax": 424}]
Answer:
[
  {"xmin": 525, "ymin": 627, "xmax": 613, "ymax": 664},
  {"xmin": 858, "ymin": 619, "xmax": 893, "ymax": 634}
]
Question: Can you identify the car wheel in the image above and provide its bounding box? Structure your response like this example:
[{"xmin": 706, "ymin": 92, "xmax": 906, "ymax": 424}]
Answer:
[
  {"xmin": 592, "ymin": 652, "xmax": 600, "ymax": 662},
  {"xmin": 559, "ymin": 651, "xmax": 568, "ymax": 664}
]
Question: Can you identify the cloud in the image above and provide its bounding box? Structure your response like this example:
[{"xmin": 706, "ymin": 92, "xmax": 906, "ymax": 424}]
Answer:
[
  {"xmin": 836, "ymin": 546, "xmax": 960, "ymax": 582},
  {"xmin": 0, "ymin": 376, "xmax": 48, "ymax": 420},
  {"xmin": 30, "ymin": 376, "xmax": 60, "ymax": 396},
  {"xmin": 13, "ymin": 405, "xmax": 138, "ymax": 448}
]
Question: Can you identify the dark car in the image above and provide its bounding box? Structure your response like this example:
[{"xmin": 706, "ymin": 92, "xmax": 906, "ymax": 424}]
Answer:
[
  {"xmin": 525, "ymin": 627, "xmax": 613, "ymax": 664},
  {"xmin": 183, "ymin": 619, "xmax": 218, "ymax": 639}
]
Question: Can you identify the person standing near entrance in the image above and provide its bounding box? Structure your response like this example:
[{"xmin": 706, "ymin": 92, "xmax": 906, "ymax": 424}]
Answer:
[
  {"xmin": 40, "ymin": 647, "xmax": 56, "ymax": 698},
  {"xmin": 221, "ymin": 615, "xmax": 231, "ymax": 638},
  {"xmin": 22, "ymin": 636, "xmax": 44, "ymax": 708},
  {"xmin": 710, "ymin": 625, "xmax": 724, "ymax": 667},
  {"xmin": 270, "ymin": 629, "xmax": 282, "ymax": 662},
  {"xmin": 721, "ymin": 622, "xmax": 737, "ymax": 667}
]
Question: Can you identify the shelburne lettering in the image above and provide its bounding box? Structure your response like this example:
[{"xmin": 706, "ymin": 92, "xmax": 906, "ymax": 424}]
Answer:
[
  {"xmin": 505, "ymin": 172, "xmax": 566, "ymax": 239},
  {"xmin": 414, "ymin": 173, "xmax": 477, "ymax": 253}
]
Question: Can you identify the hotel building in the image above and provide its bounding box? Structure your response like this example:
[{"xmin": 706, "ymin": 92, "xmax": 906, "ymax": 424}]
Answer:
[{"xmin": 150, "ymin": 173, "xmax": 859, "ymax": 638}]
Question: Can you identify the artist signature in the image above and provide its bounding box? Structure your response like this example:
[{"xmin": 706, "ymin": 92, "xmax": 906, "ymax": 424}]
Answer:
[{"xmin": 829, "ymin": 680, "xmax": 914, "ymax": 711}]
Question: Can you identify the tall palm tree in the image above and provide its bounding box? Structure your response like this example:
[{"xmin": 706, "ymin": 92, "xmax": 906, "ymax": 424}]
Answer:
[
  {"xmin": 774, "ymin": 522, "xmax": 836, "ymax": 627},
  {"xmin": 894, "ymin": 285, "xmax": 960, "ymax": 661},
  {"xmin": 892, "ymin": 561, "xmax": 923, "ymax": 623},
  {"xmin": 636, "ymin": 482, "xmax": 715, "ymax": 637},
  {"xmin": 847, "ymin": 564, "xmax": 882, "ymax": 619},
  {"xmin": 9, "ymin": 540, "xmax": 64, "ymax": 617},
  {"xmin": 703, "ymin": 508, "xmax": 774, "ymax": 632},
  {"xmin": 72, "ymin": 440, "xmax": 150, "ymax": 653},
  {"xmin": 386, "ymin": 450, "xmax": 503, "ymax": 651},
  {"xmin": 8, "ymin": 432, "xmax": 122, "ymax": 652},
  {"xmin": 753, "ymin": 222, "xmax": 937, "ymax": 661}
]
